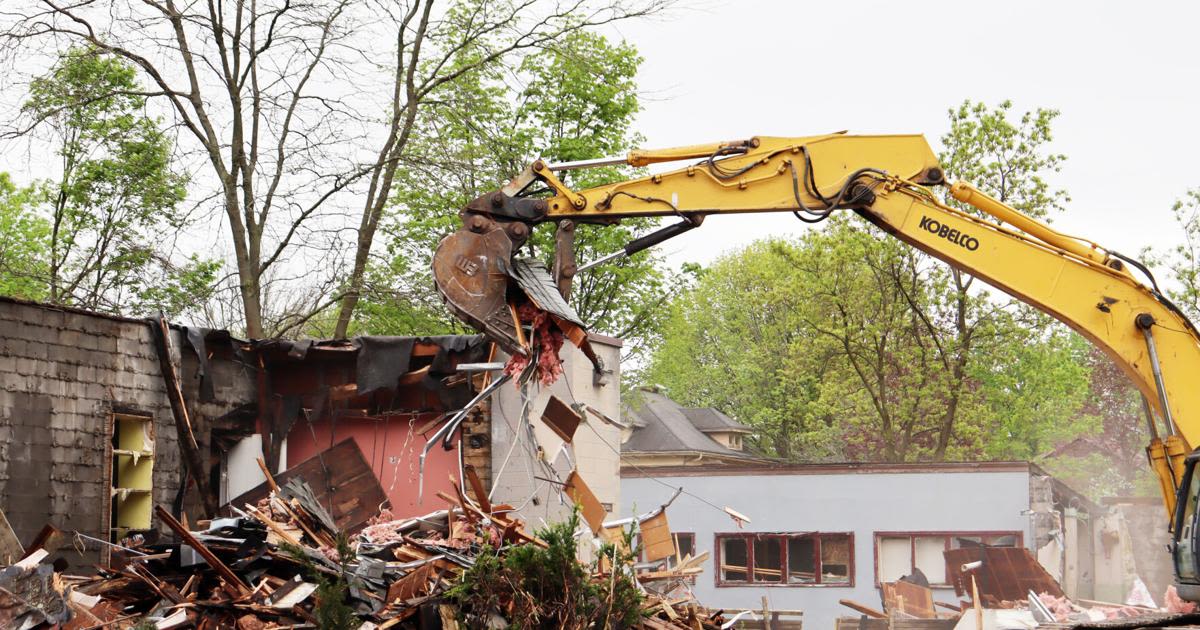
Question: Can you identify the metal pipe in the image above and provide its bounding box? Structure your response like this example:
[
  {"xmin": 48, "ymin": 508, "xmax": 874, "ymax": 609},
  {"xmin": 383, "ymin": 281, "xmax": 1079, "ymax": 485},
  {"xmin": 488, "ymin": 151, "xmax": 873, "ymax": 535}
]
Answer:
[
  {"xmin": 577, "ymin": 218, "xmax": 702, "ymax": 273},
  {"xmin": 546, "ymin": 155, "xmax": 628, "ymax": 171},
  {"xmin": 416, "ymin": 373, "xmax": 511, "ymax": 503},
  {"xmin": 1141, "ymin": 394, "xmax": 1161, "ymax": 441},
  {"xmin": 577, "ymin": 249, "xmax": 627, "ymax": 273},
  {"xmin": 1137, "ymin": 314, "xmax": 1178, "ymax": 436}
]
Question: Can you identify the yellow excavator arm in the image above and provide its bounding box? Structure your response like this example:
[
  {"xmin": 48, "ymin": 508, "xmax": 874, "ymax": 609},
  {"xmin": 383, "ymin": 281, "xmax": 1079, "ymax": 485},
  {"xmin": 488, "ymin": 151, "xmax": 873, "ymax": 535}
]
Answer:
[{"xmin": 431, "ymin": 133, "xmax": 1200, "ymax": 589}]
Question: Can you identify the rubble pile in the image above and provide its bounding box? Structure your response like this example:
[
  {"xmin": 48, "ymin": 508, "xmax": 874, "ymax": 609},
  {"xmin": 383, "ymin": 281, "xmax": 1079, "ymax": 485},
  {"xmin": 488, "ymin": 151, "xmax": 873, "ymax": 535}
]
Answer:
[
  {"xmin": 837, "ymin": 547, "xmax": 1197, "ymax": 630},
  {"xmin": 0, "ymin": 477, "xmax": 726, "ymax": 629}
]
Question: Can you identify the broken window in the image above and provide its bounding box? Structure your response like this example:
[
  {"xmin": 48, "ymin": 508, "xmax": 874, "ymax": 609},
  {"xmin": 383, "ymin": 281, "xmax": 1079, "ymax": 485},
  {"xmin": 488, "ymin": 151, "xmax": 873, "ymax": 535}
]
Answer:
[
  {"xmin": 787, "ymin": 536, "xmax": 815, "ymax": 583},
  {"xmin": 720, "ymin": 537, "xmax": 748, "ymax": 582},
  {"xmin": 875, "ymin": 532, "xmax": 1022, "ymax": 586},
  {"xmin": 111, "ymin": 412, "xmax": 155, "ymax": 537},
  {"xmin": 717, "ymin": 533, "xmax": 854, "ymax": 586},
  {"xmin": 672, "ymin": 533, "xmax": 695, "ymax": 563},
  {"xmin": 820, "ymin": 534, "xmax": 851, "ymax": 584},
  {"xmin": 753, "ymin": 537, "xmax": 782, "ymax": 582}
]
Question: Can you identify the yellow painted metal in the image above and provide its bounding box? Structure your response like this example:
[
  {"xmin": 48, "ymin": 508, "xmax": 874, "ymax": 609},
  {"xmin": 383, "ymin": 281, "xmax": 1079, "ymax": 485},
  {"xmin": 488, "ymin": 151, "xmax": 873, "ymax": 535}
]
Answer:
[
  {"xmin": 861, "ymin": 187, "xmax": 1198, "ymax": 451},
  {"xmin": 948, "ymin": 182, "xmax": 1113, "ymax": 268},
  {"xmin": 541, "ymin": 134, "xmax": 941, "ymax": 218},
  {"xmin": 1169, "ymin": 435, "xmax": 1190, "ymax": 488},
  {"xmin": 1149, "ymin": 439, "xmax": 1178, "ymax": 521},
  {"xmin": 627, "ymin": 138, "xmax": 759, "ymax": 167},
  {"xmin": 531, "ymin": 161, "xmax": 587, "ymax": 210},
  {"xmin": 525, "ymin": 133, "xmax": 1200, "ymax": 520}
]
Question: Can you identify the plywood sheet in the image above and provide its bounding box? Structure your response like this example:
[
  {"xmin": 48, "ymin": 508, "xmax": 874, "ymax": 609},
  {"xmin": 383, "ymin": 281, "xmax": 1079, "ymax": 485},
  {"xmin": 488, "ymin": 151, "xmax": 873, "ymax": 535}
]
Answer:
[
  {"xmin": 883, "ymin": 580, "xmax": 936, "ymax": 618},
  {"xmin": 563, "ymin": 471, "xmax": 606, "ymax": 534},
  {"xmin": 541, "ymin": 396, "xmax": 581, "ymax": 443},
  {"xmin": 228, "ymin": 439, "xmax": 387, "ymax": 534},
  {"xmin": 640, "ymin": 510, "xmax": 674, "ymax": 562}
]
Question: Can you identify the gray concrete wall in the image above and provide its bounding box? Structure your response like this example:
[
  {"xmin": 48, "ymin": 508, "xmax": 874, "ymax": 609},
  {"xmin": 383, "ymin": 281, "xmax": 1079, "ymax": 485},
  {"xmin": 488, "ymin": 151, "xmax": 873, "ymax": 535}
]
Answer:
[
  {"xmin": 0, "ymin": 298, "xmax": 256, "ymax": 570},
  {"xmin": 0, "ymin": 299, "xmax": 180, "ymax": 568},
  {"xmin": 621, "ymin": 468, "xmax": 1034, "ymax": 630},
  {"xmin": 490, "ymin": 335, "xmax": 622, "ymax": 532}
]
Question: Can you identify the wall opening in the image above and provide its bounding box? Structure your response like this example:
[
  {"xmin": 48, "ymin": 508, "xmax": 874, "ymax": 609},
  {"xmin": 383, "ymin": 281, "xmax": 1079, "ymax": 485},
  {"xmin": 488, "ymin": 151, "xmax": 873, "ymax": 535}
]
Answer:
[{"xmin": 110, "ymin": 412, "xmax": 155, "ymax": 539}]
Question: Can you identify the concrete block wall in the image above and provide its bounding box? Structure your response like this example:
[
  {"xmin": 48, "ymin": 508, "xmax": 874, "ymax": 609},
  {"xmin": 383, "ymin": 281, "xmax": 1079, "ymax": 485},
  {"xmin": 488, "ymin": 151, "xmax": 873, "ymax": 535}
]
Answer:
[{"xmin": 0, "ymin": 298, "xmax": 182, "ymax": 568}]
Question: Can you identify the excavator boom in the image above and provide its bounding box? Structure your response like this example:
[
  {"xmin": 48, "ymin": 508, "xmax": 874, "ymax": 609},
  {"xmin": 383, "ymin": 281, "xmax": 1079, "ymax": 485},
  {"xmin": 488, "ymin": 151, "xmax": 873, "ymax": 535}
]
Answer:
[{"xmin": 431, "ymin": 131, "xmax": 1200, "ymax": 597}]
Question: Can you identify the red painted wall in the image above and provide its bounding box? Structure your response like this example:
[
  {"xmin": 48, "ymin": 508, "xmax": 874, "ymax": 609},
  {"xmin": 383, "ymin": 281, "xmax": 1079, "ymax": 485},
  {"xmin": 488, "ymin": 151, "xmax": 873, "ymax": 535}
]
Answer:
[{"xmin": 286, "ymin": 414, "xmax": 459, "ymax": 517}]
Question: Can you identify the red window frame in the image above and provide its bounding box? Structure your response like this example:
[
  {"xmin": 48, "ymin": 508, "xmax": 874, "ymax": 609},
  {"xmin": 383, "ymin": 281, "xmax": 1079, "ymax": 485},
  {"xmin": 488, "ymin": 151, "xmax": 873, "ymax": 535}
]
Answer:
[
  {"xmin": 714, "ymin": 532, "xmax": 855, "ymax": 588},
  {"xmin": 872, "ymin": 531, "xmax": 1024, "ymax": 587}
]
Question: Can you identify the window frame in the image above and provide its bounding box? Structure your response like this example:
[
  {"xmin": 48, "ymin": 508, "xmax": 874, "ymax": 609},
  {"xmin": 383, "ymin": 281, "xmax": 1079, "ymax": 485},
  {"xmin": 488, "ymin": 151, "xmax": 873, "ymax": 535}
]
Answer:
[
  {"xmin": 872, "ymin": 530, "xmax": 1024, "ymax": 587},
  {"xmin": 671, "ymin": 532, "xmax": 696, "ymax": 564},
  {"xmin": 714, "ymin": 532, "xmax": 855, "ymax": 588}
]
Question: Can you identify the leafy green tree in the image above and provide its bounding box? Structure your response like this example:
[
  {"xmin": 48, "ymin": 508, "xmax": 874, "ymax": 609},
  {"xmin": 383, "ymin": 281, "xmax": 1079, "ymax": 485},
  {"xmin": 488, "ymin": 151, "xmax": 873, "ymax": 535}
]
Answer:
[
  {"xmin": 21, "ymin": 47, "xmax": 217, "ymax": 316},
  {"xmin": 1156, "ymin": 189, "xmax": 1200, "ymax": 321},
  {"xmin": 646, "ymin": 101, "xmax": 1091, "ymax": 462},
  {"xmin": 976, "ymin": 326, "xmax": 1093, "ymax": 460},
  {"xmin": 352, "ymin": 32, "xmax": 684, "ymax": 361},
  {"xmin": 939, "ymin": 100, "xmax": 1069, "ymax": 219},
  {"xmin": 0, "ymin": 173, "xmax": 50, "ymax": 300},
  {"xmin": 644, "ymin": 219, "xmax": 1093, "ymax": 462},
  {"xmin": 1036, "ymin": 347, "xmax": 1158, "ymax": 498},
  {"xmin": 642, "ymin": 239, "xmax": 837, "ymax": 459},
  {"xmin": 904, "ymin": 99, "xmax": 1074, "ymax": 458}
]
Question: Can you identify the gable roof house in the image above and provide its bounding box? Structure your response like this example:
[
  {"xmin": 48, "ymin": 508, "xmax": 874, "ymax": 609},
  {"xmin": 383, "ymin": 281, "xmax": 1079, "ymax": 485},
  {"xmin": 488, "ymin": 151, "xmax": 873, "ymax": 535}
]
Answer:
[{"xmin": 620, "ymin": 388, "xmax": 768, "ymax": 467}]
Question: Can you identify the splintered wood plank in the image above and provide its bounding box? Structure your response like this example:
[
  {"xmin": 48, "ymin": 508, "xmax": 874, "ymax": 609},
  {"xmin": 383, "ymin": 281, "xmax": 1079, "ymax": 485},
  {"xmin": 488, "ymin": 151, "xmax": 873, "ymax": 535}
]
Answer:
[
  {"xmin": 155, "ymin": 506, "xmax": 249, "ymax": 596},
  {"xmin": 563, "ymin": 471, "xmax": 606, "ymax": 535},
  {"xmin": 464, "ymin": 465, "xmax": 491, "ymax": 513},
  {"xmin": 884, "ymin": 580, "xmax": 936, "ymax": 619},
  {"xmin": 840, "ymin": 599, "xmax": 886, "ymax": 619}
]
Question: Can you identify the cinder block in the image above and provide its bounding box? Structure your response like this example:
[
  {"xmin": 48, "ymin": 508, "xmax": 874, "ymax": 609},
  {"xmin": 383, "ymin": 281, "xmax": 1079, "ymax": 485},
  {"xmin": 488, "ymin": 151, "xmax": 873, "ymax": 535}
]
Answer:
[
  {"xmin": 76, "ymin": 365, "xmax": 97, "ymax": 382},
  {"xmin": 93, "ymin": 335, "xmax": 118, "ymax": 354},
  {"xmin": 14, "ymin": 357, "xmax": 43, "ymax": 376},
  {"xmin": 58, "ymin": 330, "xmax": 83, "ymax": 348},
  {"xmin": 85, "ymin": 383, "xmax": 108, "ymax": 401},
  {"xmin": 1, "ymin": 373, "xmax": 30, "ymax": 392},
  {"xmin": 115, "ymin": 337, "xmax": 143, "ymax": 357},
  {"xmin": 119, "ymin": 325, "xmax": 147, "ymax": 342},
  {"xmin": 24, "ymin": 342, "xmax": 48, "ymax": 360},
  {"xmin": 0, "ymin": 355, "xmax": 17, "ymax": 374}
]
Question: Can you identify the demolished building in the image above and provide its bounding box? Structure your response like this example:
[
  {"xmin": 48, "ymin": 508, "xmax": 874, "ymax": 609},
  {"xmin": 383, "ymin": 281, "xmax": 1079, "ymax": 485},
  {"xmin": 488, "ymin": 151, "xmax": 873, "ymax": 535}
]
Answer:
[{"xmin": 0, "ymin": 295, "xmax": 623, "ymax": 571}]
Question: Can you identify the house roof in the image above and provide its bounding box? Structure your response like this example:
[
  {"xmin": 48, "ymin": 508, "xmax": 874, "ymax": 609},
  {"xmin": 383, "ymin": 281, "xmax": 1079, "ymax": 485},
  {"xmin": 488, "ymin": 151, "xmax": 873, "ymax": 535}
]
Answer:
[
  {"xmin": 680, "ymin": 407, "xmax": 752, "ymax": 434},
  {"xmin": 623, "ymin": 390, "xmax": 756, "ymax": 460}
]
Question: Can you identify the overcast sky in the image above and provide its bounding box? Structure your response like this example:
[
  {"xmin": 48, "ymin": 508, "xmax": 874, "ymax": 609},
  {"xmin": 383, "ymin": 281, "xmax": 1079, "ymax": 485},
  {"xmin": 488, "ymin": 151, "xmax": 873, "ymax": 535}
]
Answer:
[{"xmin": 600, "ymin": 0, "xmax": 1199, "ymax": 270}]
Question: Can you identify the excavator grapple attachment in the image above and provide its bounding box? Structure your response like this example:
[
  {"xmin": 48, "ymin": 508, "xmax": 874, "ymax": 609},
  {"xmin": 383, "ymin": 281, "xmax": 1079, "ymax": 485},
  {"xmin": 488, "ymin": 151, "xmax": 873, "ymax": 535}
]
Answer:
[{"xmin": 431, "ymin": 225, "xmax": 525, "ymax": 355}]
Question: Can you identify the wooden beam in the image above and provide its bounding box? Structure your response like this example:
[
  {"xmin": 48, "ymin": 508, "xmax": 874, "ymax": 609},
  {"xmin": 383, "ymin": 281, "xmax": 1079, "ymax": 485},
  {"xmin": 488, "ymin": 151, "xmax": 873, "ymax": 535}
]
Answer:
[
  {"xmin": 463, "ymin": 465, "xmax": 491, "ymax": 514},
  {"xmin": 155, "ymin": 506, "xmax": 249, "ymax": 596},
  {"xmin": 151, "ymin": 316, "xmax": 218, "ymax": 518},
  {"xmin": 256, "ymin": 458, "xmax": 279, "ymax": 494},
  {"xmin": 839, "ymin": 599, "xmax": 886, "ymax": 619}
]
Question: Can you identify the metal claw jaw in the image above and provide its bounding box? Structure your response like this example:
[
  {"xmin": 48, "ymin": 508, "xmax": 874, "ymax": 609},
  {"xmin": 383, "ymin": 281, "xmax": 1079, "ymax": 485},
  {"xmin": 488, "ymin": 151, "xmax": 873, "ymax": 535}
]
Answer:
[
  {"xmin": 432, "ymin": 219, "xmax": 527, "ymax": 356},
  {"xmin": 433, "ymin": 203, "xmax": 604, "ymax": 379}
]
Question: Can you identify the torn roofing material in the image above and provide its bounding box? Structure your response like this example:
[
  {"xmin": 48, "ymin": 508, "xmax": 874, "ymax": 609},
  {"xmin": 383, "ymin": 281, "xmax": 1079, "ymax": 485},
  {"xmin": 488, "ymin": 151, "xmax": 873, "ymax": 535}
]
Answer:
[
  {"xmin": 509, "ymin": 258, "xmax": 586, "ymax": 328},
  {"xmin": 622, "ymin": 389, "xmax": 756, "ymax": 459}
]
